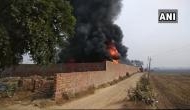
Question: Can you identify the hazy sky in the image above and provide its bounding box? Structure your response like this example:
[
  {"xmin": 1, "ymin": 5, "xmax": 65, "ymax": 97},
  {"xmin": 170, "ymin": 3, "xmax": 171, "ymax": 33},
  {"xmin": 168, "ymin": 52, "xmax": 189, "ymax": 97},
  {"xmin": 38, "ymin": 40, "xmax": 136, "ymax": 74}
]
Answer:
[
  {"xmin": 23, "ymin": 0, "xmax": 190, "ymax": 68},
  {"xmin": 115, "ymin": 0, "xmax": 190, "ymax": 68}
]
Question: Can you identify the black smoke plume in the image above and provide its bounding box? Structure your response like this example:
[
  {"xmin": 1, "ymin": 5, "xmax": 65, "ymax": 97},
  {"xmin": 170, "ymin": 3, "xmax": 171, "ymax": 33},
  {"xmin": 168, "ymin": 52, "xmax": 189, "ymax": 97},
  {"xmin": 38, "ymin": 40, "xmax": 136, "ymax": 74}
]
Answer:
[{"xmin": 59, "ymin": 0, "xmax": 129, "ymax": 63}]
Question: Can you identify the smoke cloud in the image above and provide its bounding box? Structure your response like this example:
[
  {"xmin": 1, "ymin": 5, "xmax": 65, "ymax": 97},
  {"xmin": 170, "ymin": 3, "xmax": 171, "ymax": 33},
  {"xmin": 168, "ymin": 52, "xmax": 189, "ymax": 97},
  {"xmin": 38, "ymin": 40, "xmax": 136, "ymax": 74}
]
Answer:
[{"xmin": 59, "ymin": 0, "xmax": 129, "ymax": 63}]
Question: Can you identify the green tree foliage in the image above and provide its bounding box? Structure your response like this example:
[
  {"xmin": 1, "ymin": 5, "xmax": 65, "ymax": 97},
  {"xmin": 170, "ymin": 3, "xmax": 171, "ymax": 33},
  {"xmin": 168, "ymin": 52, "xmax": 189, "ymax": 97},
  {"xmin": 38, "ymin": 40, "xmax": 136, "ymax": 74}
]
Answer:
[{"xmin": 0, "ymin": 0, "xmax": 76, "ymax": 68}]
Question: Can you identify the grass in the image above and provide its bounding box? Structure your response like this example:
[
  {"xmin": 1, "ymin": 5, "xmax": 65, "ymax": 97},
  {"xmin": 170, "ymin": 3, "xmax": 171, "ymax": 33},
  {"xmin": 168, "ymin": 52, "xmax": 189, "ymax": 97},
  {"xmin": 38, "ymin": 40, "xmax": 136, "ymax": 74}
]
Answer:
[{"xmin": 96, "ymin": 73, "xmax": 131, "ymax": 89}]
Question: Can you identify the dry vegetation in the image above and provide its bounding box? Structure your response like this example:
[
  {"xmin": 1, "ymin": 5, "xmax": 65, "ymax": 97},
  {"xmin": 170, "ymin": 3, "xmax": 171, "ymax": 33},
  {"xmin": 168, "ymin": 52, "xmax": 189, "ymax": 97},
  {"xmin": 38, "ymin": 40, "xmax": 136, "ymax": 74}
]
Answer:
[
  {"xmin": 126, "ymin": 74, "xmax": 157, "ymax": 109},
  {"xmin": 150, "ymin": 73, "xmax": 190, "ymax": 109},
  {"xmin": 126, "ymin": 72, "xmax": 190, "ymax": 109}
]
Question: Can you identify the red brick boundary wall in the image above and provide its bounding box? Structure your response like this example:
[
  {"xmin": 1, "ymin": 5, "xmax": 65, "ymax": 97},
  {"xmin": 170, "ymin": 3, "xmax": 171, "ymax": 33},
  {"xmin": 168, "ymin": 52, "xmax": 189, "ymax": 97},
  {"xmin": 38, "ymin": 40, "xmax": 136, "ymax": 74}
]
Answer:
[
  {"xmin": 1, "ymin": 62, "xmax": 106, "ymax": 77},
  {"xmin": 54, "ymin": 61, "xmax": 139, "ymax": 101},
  {"xmin": 0, "ymin": 61, "xmax": 139, "ymax": 101}
]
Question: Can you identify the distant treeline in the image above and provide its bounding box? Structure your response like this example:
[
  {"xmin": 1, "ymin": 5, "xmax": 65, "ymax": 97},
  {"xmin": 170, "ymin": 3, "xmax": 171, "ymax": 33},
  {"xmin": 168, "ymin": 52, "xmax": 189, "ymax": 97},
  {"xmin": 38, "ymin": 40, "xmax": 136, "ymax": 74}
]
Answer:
[{"xmin": 153, "ymin": 68, "xmax": 190, "ymax": 74}]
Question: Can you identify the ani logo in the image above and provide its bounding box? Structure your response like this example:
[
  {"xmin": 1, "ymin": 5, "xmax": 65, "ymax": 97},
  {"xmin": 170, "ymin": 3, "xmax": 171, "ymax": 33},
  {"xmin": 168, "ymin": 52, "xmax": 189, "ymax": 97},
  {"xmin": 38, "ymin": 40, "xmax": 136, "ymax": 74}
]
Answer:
[{"xmin": 158, "ymin": 9, "xmax": 178, "ymax": 23}]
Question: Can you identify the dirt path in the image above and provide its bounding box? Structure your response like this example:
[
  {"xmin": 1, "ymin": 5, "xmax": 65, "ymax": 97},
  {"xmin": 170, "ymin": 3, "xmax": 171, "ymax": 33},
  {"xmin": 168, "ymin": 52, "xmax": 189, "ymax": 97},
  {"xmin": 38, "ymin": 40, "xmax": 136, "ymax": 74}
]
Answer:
[
  {"xmin": 48, "ymin": 72, "xmax": 144, "ymax": 109},
  {"xmin": 5, "ymin": 73, "xmax": 144, "ymax": 110}
]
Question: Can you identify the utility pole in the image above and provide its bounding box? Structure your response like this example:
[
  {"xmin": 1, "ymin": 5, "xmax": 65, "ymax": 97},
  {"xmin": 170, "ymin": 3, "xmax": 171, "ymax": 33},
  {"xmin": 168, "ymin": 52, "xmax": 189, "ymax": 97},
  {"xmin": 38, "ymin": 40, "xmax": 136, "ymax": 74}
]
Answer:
[{"xmin": 147, "ymin": 56, "xmax": 152, "ymax": 80}]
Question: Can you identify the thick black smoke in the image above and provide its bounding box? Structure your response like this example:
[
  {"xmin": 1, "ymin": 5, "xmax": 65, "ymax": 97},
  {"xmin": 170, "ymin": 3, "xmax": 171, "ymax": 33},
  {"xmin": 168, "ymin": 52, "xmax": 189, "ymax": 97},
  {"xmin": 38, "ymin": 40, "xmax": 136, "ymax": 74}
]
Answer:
[{"xmin": 59, "ymin": 0, "xmax": 129, "ymax": 63}]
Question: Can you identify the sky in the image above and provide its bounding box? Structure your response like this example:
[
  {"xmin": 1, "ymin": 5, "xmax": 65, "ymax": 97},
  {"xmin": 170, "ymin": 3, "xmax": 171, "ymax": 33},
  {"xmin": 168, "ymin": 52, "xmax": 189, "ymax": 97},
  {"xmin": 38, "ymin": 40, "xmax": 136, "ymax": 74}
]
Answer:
[
  {"xmin": 115, "ymin": 0, "xmax": 190, "ymax": 68},
  {"xmin": 23, "ymin": 0, "xmax": 190, "ymax": 69}
]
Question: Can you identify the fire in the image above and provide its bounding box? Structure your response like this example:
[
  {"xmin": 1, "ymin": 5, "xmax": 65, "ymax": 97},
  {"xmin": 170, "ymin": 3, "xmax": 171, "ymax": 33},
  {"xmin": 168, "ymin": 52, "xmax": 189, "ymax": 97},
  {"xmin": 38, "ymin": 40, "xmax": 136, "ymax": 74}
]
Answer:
[
  {"xmin": 107, "ymin": 41, "xmax": 119, "ymax": 64},
  {"xmin": 109, "ymin": 48, "xmax": 118, "ymax": 57},
  {"xmin": 112, "ymin": 59, "xmax": 119, "ymax": 64}
]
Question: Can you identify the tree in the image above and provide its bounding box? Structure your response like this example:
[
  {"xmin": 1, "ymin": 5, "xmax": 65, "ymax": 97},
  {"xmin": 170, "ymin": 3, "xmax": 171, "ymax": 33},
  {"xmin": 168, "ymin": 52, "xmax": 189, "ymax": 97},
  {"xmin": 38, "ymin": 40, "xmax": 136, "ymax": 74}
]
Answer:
[
  {"xmin": 0, "ymin": 0, "xmax": 76, "ymax": 69},
  {"xmin": 131, "ymin": 60, "xmax": 144, "ymax": 67}
]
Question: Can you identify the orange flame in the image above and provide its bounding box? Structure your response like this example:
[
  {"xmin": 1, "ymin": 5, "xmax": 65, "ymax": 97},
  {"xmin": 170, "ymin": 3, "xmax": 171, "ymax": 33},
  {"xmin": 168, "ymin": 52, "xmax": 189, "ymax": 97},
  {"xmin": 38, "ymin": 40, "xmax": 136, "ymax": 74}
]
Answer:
[
  {"xmin": 112, "ymin": 59, "xmax": 119, "ymax": 64},
  {"xmin": 107, "ymin": 42, "xmax": 119, "ymax": 64}
]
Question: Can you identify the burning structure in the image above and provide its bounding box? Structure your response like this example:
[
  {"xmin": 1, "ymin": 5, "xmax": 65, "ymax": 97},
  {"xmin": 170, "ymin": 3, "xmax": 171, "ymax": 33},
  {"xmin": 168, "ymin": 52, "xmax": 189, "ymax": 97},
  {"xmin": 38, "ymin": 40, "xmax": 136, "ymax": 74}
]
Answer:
[{"xmin": 59, "ymin": 0, "xmax": 129, "ymax": 64}]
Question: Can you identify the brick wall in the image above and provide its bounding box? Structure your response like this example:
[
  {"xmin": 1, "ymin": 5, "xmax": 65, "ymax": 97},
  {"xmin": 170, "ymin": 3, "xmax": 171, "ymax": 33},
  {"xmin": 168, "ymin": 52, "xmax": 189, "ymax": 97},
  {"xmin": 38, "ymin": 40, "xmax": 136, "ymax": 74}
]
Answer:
[
  {"xmin": 54, "ymin": 61, "xmax": 139, "ymax": 101},
  {"xmin": 1, "ymin": 62, "xmax": 106, "ymax": 77},
  {"xmin": 1, "ymin": 61, "xmax": 139, "ymax": 101},
  {"xmin": 18, "ymin": 76, "xmax": 54, "ymax": 92}
]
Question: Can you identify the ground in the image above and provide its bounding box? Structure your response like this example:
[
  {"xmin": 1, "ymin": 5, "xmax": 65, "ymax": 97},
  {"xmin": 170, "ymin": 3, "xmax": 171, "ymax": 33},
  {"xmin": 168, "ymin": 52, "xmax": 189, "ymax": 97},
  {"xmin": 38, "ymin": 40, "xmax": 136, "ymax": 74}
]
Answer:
[
  {"xmin": 150, "ymin": 73, "xmax": 190, "ymax": 109},
  {"xmin": 2, "ymin": 72, "xmax": 190, "ymax": 109},
  {"xmin": 2, "ymin": 73, "xmax": 145, "ymax": 110}
]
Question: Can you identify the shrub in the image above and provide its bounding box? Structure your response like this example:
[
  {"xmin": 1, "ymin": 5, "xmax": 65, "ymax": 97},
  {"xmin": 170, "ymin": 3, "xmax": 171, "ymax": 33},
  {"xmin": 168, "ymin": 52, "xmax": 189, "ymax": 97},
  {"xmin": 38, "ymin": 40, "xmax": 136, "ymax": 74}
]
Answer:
[
  {"xmin": 128, "ymin": 75, "xmax": 157, "ymax": 106},
  {"xmin": 6, "ymin": 83, "xmax": 17, "ymax": 97},
  {"xmin": 62, "ymin": 92, "xmax": 75, "ymax": 100},
  {"xmin": 0, "ymin": 83, "xmax": 17, "ymax": 98},
  {"xmin": 96, "ymin": 83, "xmax": 110, "ymax": 89}
]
